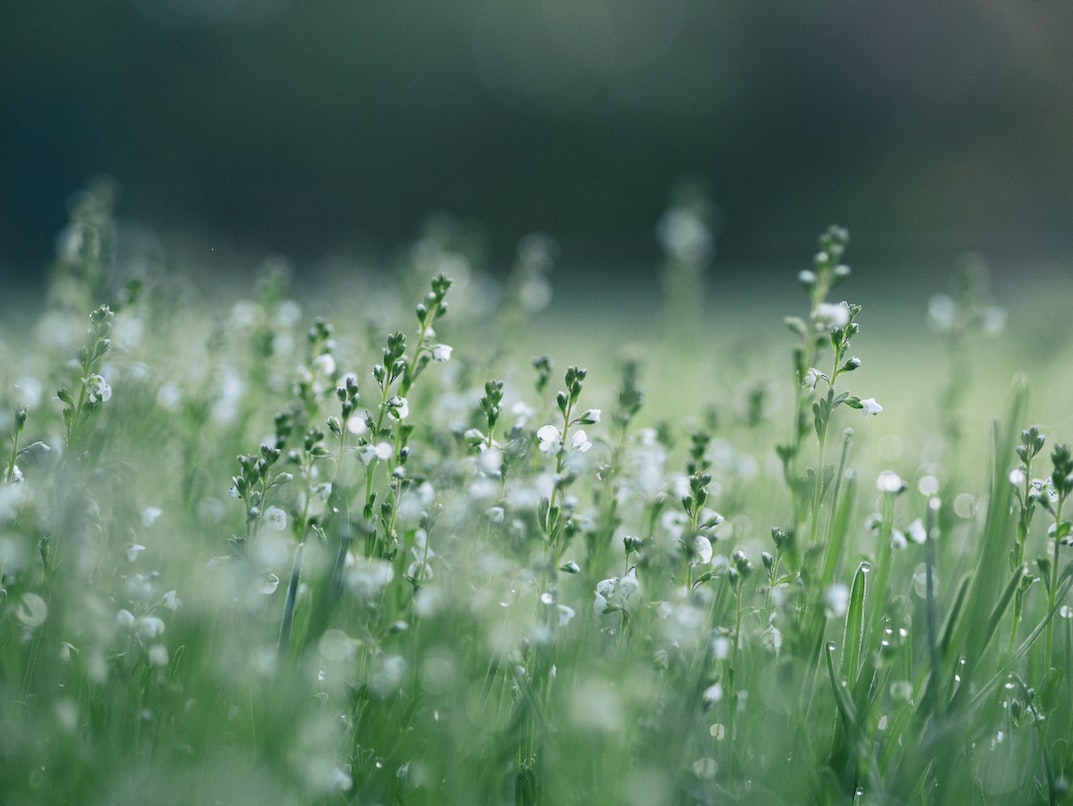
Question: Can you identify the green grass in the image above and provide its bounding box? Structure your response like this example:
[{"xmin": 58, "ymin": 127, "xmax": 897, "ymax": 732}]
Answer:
[{"xmin": 3, "ymin": 186, "xmax": 1073, "ymax": 804}]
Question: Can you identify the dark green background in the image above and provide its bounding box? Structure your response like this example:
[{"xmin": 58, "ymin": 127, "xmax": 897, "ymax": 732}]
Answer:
[{"xmin": 3, "ymin": 0, "xmax": 1072, "ymax": 289}]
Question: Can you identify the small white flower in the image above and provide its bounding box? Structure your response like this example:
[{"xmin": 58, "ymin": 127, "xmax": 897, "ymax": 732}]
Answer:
[
  {"xmin": 906, "ymin": 518, "xmax": 927, "ymax": 544},
  {"xmin": 136, "ymin": 615, "xmax": 166, "ymax": 640},
  {"xmin": 84, "ymin": 374, "xmax": 112, "ymax": 404},
  {"xmin": 1009, "ymin": 467, "xmax": 1026, "ymax": 486},
  {"xmin": 346, "ymin": 413, "xmax": 369, "ymax": 435},
  {"xmin": 141, "ymin": 506, "xmax": 163, "ymax": 527},
  {"xmin": 312, "ymin": 353, "xmax": 336, "ymax": 377},
  {"xmin": 511, "ymin": 401, "xmax": 537, "ymax": 425},
  {"xmin": 374, "ymin": 442, "xmax": 393, "ymax": 461},
  {"xmin": 162, "ymin": 590, "xmax": 181, "ymax": 611},
  {"xmin": 702, "ymin": 683, "xmax": 723, "ymax": 703},
  {"xmin": 557, "ymin": 604, "xmax": 576, "ymax": 626},
  {"xmin": 802, "ymin": 367, "xmax": 823, "ymax": 391},
  {"xmin": 812, "ymin": 301, "xmax": 851, "ymax": 331},
  {"xmin": 116, "ymin": 609, "xmax": 136, "ymax": 630},
  {"xmin": 570, "ymin": 429, "xmax": 592, "ymax": 453},
  {"xmin": 431, "ymin": 343, "xmax": 452, "ymax": 362},
  {"xmin": 263, "ymin": 506, "xmax": 288, "ymax": 531},
  {"xmin": 891, "ymin": 528, "xmax": 908, "ymax": 550},
  {"xmin": 927, "ymin": 294, "xmax": 956, "ymax": 332},
  {"xmin": 387, "ymin": 396, "xmax": 409, "ymax": 420},
  {"xmin": 876, "ymin": 470, "xmax": 906, "ymax": 494},
  {"xmin": 537, "ymin": 425, "xmax": 562, "ymax": 455},
  {"xmin": 580, "ymin": 408, "xmax": 601, "ymax": 424},
  {"xmin": 861, "ymin": 398, "xmax": 883, "ymax": 417},
  {"xmin": 127, "ymin": 543, "xmax": 146, "ymax": 562},
  {"xmin": 148, "ymin": 644, "xmax": 169, "ymax": 667},
  {"xmin": 261, "ymin": 572, "xmax": 280, "ymax": 595},
  {"xmin": 693, "ymin": 535, "xmax": 713, "ymax": 565},
  {"xmin": 479, "ymin": 447, "xmax": 503, "ymax": 475}
]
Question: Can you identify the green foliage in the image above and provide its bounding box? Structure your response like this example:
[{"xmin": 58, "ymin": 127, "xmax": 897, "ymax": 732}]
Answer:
[{"xmin": 2, "ymin": 197, "xmax": 1073, "ymax": 805}]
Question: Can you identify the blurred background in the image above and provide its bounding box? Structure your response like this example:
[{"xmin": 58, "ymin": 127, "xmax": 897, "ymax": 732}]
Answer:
[{"xmin": 2, "ymin": 0, "xmax": 1072, "ymax": 297}]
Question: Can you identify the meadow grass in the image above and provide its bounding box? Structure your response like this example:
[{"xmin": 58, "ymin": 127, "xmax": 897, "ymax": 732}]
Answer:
[{"xmin": 2, "ymin": 184, "xmax": 1073, "ymax": 804}]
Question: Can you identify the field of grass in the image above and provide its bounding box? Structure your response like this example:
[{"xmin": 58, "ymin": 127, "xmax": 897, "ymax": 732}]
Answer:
[{"xmin": 3, "ymin": 185, "xmax": 1073, "ymax": 804}]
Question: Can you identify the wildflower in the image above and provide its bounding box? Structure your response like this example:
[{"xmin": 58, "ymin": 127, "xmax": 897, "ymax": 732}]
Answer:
[
  {"xmin": 891, "ymin": 528, "xmax": 908, "ymax": 550},
  {"xmin": 657, "ymin": 207, "xmax": 713, "ymax": 263},
  {"xmin": 557, "ymin": 604, "xmax": 576, "ymax": 626},
  {"xmin": 702, "ymin": 683, "xmax": 723, "ymax": 704},
  {"xmin": 802, "ymin": 367, "xmax": 824, "ymax": 391},
  {"xmin": 263, "ymin": 506, "xmax": 288, "ymax": 531},
  {"xmin": 927, "ymin": 294, "xmax": 956, "ymax": 332},
  {"xmin": 876, "ymin": 470, "xmax": 906, "ymax": 494},
  {"xmin": 84, "ymin": 374, "xmax": 112, "ymax": 404},
  {"xmin": 162, "ymin": 590, "xmax": 181, "ymax": 611},
  {"xmin": 346, "ymin": 413, "xmax": 369, "ymax": 435},
  {"xmin": 116, "ymin": 609, "xmax": 136, "ymax": 630},
  {"xmin": 860, "ymin": 398, "xmax": 883, "ymax": 417},
  {"xmin": 127, "ymin": 543, "xmax": 146, "ymax": 562},
  {"xmin": 511, "ymin": 401, "xmax": 537, "ymax": 425},
  {"xmin": 570, "ymin": 429, "xmax": 592, "ymax": 453},
  {"xmin": 387, "ymin": 396, "xmax": 409, "ymax": 420},
  {"xmin": 906, "ymin": 518, "xmax": 927, "ymax": 544},
  {"xmin": 579, "ymin": 408, "xmax": 601, "ymax": 424},
  {"xmin": 812, "ymin": 301, "xmax": 850, "ymax": 331},
  {"xmin": 312, "ymin": 352, "xmax": 336, "ymax": 376},
  {"xmin": 431, "ymin": 343, "xmax": 453, "ymax": 362},
  {"xmin": 261, "ymin": 572, "xmax": 280, "ymax": 595},
  {"xmin": 136, "ymin": 615, "xmax": 166, "ymax": 640},
  {"xmin": 141, "ymin": 506, "xmax": 163, "ymax": 527},
  {"xmin": 693, "ymin": 535, "xmax": 713, "ymax": 565},
  {"xmin": 148, "ymin": 644, "xmax": 169, "ymax": 667},
  {"xmin": 537, "ymin": 425, "xmax": 562, "ymax": 455},
  {"xmin": 594, "ymin": 570, "xmax": 641, "ymax": 615}
]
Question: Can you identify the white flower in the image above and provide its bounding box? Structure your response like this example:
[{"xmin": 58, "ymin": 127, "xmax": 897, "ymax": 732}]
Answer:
[
  {"xmin": 891, "ymin": 528, "xmax": 908, "ymax": 550},
  {"xmin": 148, "ymin": 644, "xmax": 169, "ymax": 667},
  {"xmin": 136, "ymin": 615, "xmax": 166, "ymax": 640},
  {"xmin": 570, "ymin": 429, "xmax": 592, "ymax": 453},
  {"xmin": 812, "ymin": 301, "xmax": 850, "ymax": 331},
  {"xmin": 263, "ymin": 506, "xmax": 288, "ymax": 531},
  {"xmin": 557, "ymin": 604, "xmax": 576, "ymax": 626},
  {"xmin": 693, "ymin": 535, "xmax": 713, "ymax": 565},
  {"xmin": 876, "ymin": 470, "xmax": 906, "ymax": 494},
  {"xmin": 580, "ymin": 408, "xmax": 601, "ymax": 424},
  {"xmin": 906, "ymin": 518, "xmax": 927, "ymax": 544},
  {"xmin": 802, "ymin": 367, "xmax": 823, "ymax": 391},
  {"xmin": 388, "ymin": 397, "xmax": 409, "ymax": 420},
  {"xmin": 84, "ymin": 374, "xmax": 112, "ymax": 404},
  {"xmin": 927, "ymin": 294, "xmax": 956, "ymax": 332},
  {"xmin": 657, "ymin": 207, "xmax": 713, "ymax": 263},
  {"xmin": 346, "ymin": 413, "xmax": 369, "ymax": 435},
  {"xmin": 261, "ymin": 572, "xmax": 280, "ymax": 595},
  {"xmin": 141, "ymin": 506, "xmax": 162, "ymax": 527},
  {"xmin": 702, "ymin": 683, "xmax": 723, "ymax": 703},
  {"xmin": 431, "ymin": 343, "xmax": 452, "ymax": 362},
  {"xmin": 861, "ymin": 398, "xmax": 883, "ymax": 417},
  {"xmin": 116, "ymin": 609, "xmax": 136, "ymax": 630},
  {"xmin": 312, "ymin": 353, "xmax": 336, "ymax": 377},
  {"xmin": 162, "ymin": 590, "xmax": 181, "ymax": 611},
  {"xmin": 537, "ymin": 425, "xmax": 562, "ymax": 455},
  {"xmin": 511, "ymin": 401, "xmax": 537, "ymax": 425},
  {"xmin": 127, "ymin": 543, "xmax": 146, "ymax": 562}
]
